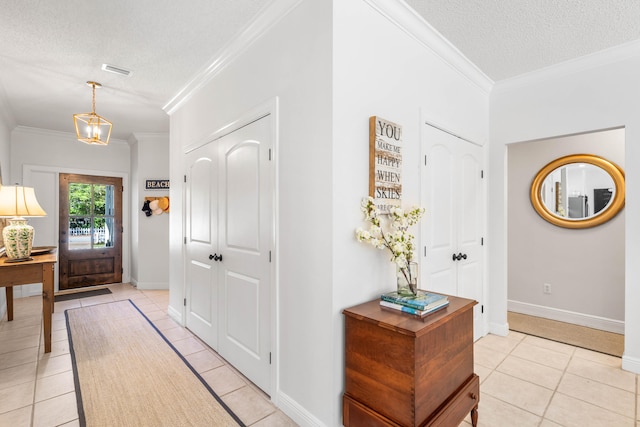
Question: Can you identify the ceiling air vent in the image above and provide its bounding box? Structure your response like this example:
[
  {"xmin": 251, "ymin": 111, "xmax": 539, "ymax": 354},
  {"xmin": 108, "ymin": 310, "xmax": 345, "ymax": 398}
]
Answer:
[{"xmin": 101, "ymin": 64, "xmax": 132, "ymax": 77}]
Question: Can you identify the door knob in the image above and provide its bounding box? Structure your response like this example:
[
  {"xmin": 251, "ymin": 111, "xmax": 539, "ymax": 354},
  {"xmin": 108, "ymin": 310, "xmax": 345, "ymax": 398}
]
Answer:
[
  {"xmin": 210, "ymin": 253, "xmax": 223, "ymax": 262},
  {"xmin": 452, "ymin": 253, "xmax": 468, "ymax": 261},
  {"xmin": 209, "ymin": 254, "xmax": 215, "ymax": 260}
]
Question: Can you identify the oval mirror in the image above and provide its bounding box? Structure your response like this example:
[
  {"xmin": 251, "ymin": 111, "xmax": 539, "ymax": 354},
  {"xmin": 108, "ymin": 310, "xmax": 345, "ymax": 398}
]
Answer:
[{"xmin": 530, "ymin": 154, "xmax": 625, "ymax": 229}]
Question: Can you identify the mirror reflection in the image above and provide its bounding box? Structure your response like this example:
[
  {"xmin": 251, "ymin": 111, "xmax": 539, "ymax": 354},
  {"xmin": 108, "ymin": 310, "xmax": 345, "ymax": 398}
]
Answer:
[
  {"xmin": 530, "ymin": 154, "xmax": 625, "ymax": 229},
  {"xmin": 540, "ymin": 163, "xmax": 615, "ymax": 220}
]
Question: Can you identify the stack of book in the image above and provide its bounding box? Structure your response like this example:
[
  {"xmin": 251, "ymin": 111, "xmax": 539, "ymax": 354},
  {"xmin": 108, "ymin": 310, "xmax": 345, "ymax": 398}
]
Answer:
[{"xmin": 380, "ymin": 290, "xmax": 449, "ymax": 317}]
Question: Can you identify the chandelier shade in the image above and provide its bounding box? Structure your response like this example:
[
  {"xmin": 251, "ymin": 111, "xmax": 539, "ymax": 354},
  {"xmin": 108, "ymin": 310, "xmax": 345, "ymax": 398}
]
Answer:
[{"xmin": 73, "ymin": 81, "xmax": 112, "ymax": 146}]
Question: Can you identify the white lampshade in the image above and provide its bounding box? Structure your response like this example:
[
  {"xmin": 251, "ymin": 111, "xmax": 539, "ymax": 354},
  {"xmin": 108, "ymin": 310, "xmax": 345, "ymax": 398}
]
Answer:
[
  {"xmin": 0, "ymin": 186, "xmax": 47, "ymax": 217},
  {"xmin": 0, "ymin": 186, "xmax": 46, "ymax": 261}
]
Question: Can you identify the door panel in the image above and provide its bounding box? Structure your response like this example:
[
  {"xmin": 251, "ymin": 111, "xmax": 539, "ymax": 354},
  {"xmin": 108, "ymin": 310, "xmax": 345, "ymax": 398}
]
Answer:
[
  {"xmin": 218, "ymin": 118, "xmax": 272, "ymax": 394},
  {"xmin": 424, "ymin": 141, "xmax": 457, "ymax": 296},
  {"xmin": 226, "ymin": 271, "xmax": 259, "ymax": 356},
  {"xmin": 422, "ymin": 124, "xmax": 484, "ymax": 339},
  {"xmin": 190, "ymin": 158, "xmax": 214, "ymax": 243},
  {"xmin": 226, "ymin": 142, "xmax": 260, "ymax": 251},
  {"xmin": 185, "ymin": 153, "xmax": 218, "ymax": 347},
  {"xmin": 188, "ymin": 261, "xmax": 215, "ymax": 330},
  {"xmin": 59, "ymin": 174, "xmax": 122, "ymax": 290}
]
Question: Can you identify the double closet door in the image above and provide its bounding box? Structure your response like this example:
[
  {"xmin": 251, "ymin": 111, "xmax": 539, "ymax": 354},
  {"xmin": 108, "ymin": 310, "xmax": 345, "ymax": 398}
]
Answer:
[
  {"xmin": 184, "ymin": 116, "xmax": 273, "ymax": 395},
  {"xmin": 422, "ymin": 123, "xmax": 484, "ymax": 340}
]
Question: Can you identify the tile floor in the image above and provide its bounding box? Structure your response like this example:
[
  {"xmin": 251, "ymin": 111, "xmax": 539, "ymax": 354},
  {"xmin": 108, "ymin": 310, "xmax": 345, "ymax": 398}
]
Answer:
[
  {"xmin": 462, "ymin": 331, "xmax": 639, "ymax": 427},
  {"xmin": 0, "ymin": 283, "xmax": 638, "ymax": 427},
  {"xmin": 0, "ymin": 283, "xmax": 296, "ymax": 427}
]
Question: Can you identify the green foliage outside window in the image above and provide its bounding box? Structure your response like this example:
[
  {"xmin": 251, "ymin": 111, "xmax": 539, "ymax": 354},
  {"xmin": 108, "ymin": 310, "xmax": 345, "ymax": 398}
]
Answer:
[
  {"xmin": 69, "ymin": 184, "xmax": 106, "ymax": 216},
  {"xmin": 68, "ymin": 183, "xmax": 113, "ymax": 249}
]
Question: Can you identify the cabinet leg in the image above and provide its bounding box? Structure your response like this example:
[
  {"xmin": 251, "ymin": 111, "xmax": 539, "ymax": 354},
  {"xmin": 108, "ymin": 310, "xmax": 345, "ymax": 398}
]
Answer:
[{"xmin": 471, "ymin": 406, "xmax": 478, "ymax": 427}]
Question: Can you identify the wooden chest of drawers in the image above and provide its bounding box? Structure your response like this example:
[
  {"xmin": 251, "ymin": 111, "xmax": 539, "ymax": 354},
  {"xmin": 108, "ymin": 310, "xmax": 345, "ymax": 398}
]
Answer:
[{"xmin": 342, "ymin": 295, "xmax": 479, "ymax": 427}]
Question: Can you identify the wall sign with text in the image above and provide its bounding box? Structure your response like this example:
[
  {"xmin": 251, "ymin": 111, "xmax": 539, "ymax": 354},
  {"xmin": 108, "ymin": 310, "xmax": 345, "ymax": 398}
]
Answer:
[
  {"xmin": 145, "ymin": 179, "xmax": 170, "ymax": 190},
  {"xmin": 369, "ymin": 116, "xmax": 402, "ymax": 214}
]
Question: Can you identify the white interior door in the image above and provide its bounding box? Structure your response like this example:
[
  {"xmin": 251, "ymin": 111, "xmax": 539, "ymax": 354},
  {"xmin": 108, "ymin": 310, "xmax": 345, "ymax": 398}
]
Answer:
[
  {"xmin": 184, "ymin": 116, "xmax": 273, "ymax": 395},
  {"xmin": 421, "ymin": 123, "xmax": 484, "ymax": 339},
  {"xmin": 217, "ymin": 117, "xmax": 272, "ymax": 394},
  {"xmin": 185, "ymin": 147, "xmax": 218, "ymax": 348}
]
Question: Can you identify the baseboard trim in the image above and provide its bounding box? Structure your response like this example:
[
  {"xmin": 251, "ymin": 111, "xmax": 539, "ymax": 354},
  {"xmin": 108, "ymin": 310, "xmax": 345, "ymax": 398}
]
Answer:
[
  {"xmin": 622, "ymin": 354, "xmax": 640, "ymax": 374},
  {"xmin": 276, "ymin": 390, "xmax": 326, "ymax": 427},
  {"xmin": 488, "ymin": 321, "xmax": 509, "ymax": 337},
  {"xmin": 508, "ymin": 300, "xmax": 624, "ymax": 334},
  {"xmin": 133, "ymin": 281, "xmax": 169, "ymax": 290},
  {"xmin": 167, "ymin": 304, "xmax": 183, "ymax": 325}
]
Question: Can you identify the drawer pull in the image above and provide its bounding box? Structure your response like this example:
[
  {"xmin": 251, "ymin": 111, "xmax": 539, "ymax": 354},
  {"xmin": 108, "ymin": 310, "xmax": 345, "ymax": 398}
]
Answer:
[{"xmin": 470, "ymin": 393, "xmax": 477, "ymax": 401}]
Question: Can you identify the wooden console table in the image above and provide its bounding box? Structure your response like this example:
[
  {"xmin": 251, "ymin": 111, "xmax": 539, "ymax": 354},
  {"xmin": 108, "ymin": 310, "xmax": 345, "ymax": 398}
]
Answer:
[
  {"xmin": 1, "ymin": 252, "xmax": 57, "ymax": 353},
  {"xmin": 343, "ymin": 295, "xmax": 479, "ymax": 427}
]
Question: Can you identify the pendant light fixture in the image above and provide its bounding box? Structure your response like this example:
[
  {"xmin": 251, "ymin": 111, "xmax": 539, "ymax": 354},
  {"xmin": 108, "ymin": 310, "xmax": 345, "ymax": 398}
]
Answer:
[{"xmin": 73, "ymin": 81, "xmax": 112, "ymax": 146}]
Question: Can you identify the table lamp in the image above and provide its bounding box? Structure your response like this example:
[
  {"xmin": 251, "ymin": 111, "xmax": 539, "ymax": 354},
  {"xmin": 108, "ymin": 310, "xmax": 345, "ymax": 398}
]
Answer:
[{"xmin": 0, "ymin": 186, "xmax": 47, "ymax": 261}]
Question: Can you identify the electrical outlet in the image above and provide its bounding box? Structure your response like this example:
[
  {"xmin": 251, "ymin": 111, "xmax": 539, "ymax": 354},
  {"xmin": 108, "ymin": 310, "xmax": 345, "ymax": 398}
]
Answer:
[{"xmin": 543, "ymin": 283, "xmax": 551, "ymax": 294}]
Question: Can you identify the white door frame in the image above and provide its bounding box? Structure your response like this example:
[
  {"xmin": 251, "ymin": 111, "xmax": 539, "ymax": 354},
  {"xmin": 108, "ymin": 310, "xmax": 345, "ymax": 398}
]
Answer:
[{"xmin": 182, "ymin": 97, "xmax": 279, "ymax": 401}]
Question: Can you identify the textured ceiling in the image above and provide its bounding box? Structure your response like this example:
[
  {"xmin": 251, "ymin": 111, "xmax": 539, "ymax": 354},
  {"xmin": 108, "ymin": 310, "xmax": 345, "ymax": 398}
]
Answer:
[
  {"xmin": 0, "ymin": 1, "xmax": 639, "ymax": 140},
  {"xmin": 0, "ymin": 0, "xmax": 269, "ymax": 139},
  {"xmin": 405, "ymin": 0, "xmax": 640, "ymax": 81}
]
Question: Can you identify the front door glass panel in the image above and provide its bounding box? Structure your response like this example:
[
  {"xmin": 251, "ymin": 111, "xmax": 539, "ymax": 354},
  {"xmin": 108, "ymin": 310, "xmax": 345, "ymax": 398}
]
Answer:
[{"xmin": 68, "ymin": 183, "xmax": 115, "ymax": 250}]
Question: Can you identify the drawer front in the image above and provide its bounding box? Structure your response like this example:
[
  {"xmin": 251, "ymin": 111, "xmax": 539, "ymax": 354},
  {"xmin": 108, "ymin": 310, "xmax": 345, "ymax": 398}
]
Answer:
[
  {"xmin": 427, "ymin": 375, "xmax": 479, "ymax": 427},
  {"xmin": 343, "ymin": 394, "xmax": 402, "ymax": 427}
]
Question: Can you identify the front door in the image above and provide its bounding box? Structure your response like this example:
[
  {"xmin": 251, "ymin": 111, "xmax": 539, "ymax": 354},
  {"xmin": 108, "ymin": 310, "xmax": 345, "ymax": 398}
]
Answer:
[
  {"xmin": 185, "ymin": 116, "xmax": 273, "ymax": 395},
  {"xmin": 59, "ymin": 174, "xmax": 122, "ymax": 290}
]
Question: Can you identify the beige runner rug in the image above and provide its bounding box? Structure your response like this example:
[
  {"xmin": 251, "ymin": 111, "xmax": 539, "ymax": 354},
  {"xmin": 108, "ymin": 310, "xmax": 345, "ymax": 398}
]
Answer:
[
  {"xmin": 508, "ymin": 311, "xmax": 624, "ymax": 358},
  {"xmin": 66, "ymin": 300, "xmax": 244, "ymax": 427}
]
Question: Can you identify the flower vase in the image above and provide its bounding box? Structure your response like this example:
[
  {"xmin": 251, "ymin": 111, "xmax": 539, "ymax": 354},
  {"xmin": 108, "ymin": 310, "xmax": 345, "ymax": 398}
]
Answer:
[{"xmin": 397, "ymin": 262, "xmax": 418, "ymax": 296}]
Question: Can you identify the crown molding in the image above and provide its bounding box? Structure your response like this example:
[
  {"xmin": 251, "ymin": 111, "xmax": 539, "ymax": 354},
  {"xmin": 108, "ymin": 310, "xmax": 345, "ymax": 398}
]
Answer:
[
  {"xmin": 163, "ymin": 0, "xmax": 304, "ymax": 115},
  {"xmin": 363, "ymin": 0, "xmax": 494, "ymax": 94},
  {"xmin": 13, "ymin": 125, "xmax": 129, "ymax": 145},
  {"xmin": 128, "ymin": 132, "xmax": 169, "ymax": 146},
  {"xmin": 130, "ymin": 132, "xmax": 169, "ymax": 140},
  {"xmin": 494, "ymin": 39, "xmax": 640, "ymax": 92}
]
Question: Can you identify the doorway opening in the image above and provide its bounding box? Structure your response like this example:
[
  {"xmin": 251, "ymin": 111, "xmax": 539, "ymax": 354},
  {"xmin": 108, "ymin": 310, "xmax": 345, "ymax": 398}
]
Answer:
[
  {"xmin": 506, "ymin": 128, "xmax": 625, "ymax": 348},
  {"xmin": 59, "ymin": 173, "xmax": 123, "ymax": 290}
]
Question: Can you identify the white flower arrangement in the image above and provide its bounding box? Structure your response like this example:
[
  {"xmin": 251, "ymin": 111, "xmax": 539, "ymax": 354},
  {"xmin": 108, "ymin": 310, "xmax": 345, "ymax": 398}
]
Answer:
[{"xmin": 355, "ymin": 197, "xmax": 425, "ymax": 287}]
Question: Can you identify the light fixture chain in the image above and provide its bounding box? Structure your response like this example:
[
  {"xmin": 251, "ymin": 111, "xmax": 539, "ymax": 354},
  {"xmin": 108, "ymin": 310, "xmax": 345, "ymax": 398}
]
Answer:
[{"xmin": 92, "ymin": 83, "xmax": 96, "ymax": 114}]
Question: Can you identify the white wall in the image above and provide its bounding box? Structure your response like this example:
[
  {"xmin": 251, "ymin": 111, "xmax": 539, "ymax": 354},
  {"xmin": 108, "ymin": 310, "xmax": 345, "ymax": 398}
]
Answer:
[
  {"xmin": 0, "ymin": 103, "xmax": 12, "ymax": 320},
  {"xmin": 169, "ymin": 0, "xmax": 490, "ymax": 425},
  {"xmin": 0, "ymin": 116, "xmax": 9, "ymax": 183},
  {"xmin": 129, "ymin": 133, "xmax": 170, "ymax": 289},
  {"xmin": 507, "ymin": 129, "xmax": 625, "ymax": 332},
  {"xmin": 130, "ymin": 138, "xmax": 139, "ymax": 284},
  {"xmin": 490, "ymin": 45, "xmax": 640, "ymax": 372}
]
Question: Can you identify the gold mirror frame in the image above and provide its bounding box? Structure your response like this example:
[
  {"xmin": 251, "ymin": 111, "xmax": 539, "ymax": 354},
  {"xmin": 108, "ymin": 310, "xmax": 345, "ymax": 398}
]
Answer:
[{"xmin": 530, "ymin": 154, "xmax": 625, "ymax": 229}]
